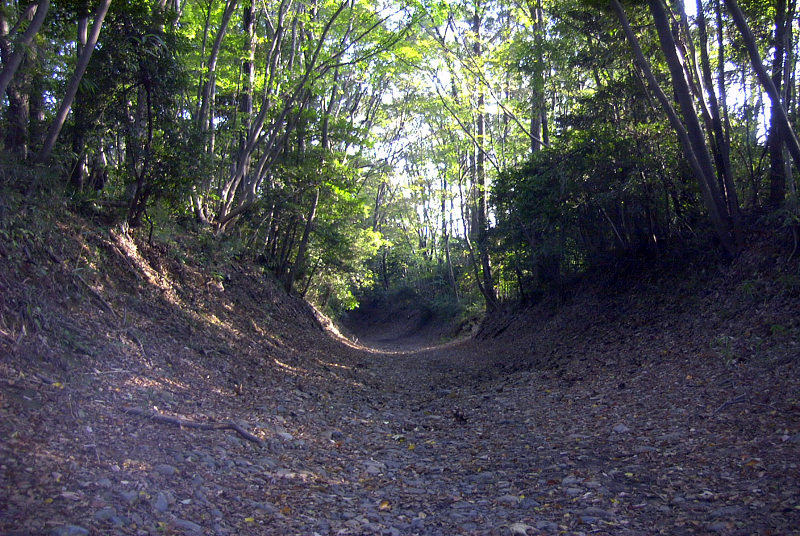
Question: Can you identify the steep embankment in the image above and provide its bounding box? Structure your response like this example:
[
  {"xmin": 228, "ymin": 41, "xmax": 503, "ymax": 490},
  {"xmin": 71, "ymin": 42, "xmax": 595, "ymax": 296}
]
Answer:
[
  {"xmin": 2, "ymin": 204, "xmax": 799, "ymax": 536},
  {"xmin": 0, "ymin": 207, "xmax": 371, "ymax": 534}
]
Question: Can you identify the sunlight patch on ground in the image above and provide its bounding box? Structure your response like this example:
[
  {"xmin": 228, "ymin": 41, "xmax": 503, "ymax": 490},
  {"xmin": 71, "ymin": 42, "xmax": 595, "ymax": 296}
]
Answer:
[
  {"xmin": 272, "ymin": 358, "xmax": 305, "ymax": 375},
  {"xmin": 316, "ymin": 359, "xmax": 352, "ymax": 370},
  {"xmin": 123, "ymin": 374, "xmax": 191, "ymax": 394}
]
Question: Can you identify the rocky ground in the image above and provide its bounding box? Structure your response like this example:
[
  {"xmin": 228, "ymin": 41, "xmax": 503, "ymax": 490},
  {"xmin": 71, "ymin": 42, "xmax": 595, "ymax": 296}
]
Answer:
[{"xmin": 1, "ymin": 211, "xmax": 799, "ymax": 535}]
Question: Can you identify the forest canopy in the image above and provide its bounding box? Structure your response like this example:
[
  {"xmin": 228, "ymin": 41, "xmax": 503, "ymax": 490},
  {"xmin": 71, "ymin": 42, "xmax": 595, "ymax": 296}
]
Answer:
[{"xmin": 1, "ymin": 0, "xmax": 799, "ymax": 315}]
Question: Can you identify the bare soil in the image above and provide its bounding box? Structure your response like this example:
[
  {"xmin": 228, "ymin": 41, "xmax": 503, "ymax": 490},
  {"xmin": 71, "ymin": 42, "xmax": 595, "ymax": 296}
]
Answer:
[{"xmin": 1, "ymin": 210, "xmax": 799, "ymax": 535}]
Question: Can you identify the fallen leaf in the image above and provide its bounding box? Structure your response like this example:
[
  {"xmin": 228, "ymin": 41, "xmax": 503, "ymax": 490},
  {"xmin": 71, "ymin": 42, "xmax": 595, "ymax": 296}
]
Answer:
[{"xmin": 508, "ymin": 522, "xmax": 533, "ymax": 535}]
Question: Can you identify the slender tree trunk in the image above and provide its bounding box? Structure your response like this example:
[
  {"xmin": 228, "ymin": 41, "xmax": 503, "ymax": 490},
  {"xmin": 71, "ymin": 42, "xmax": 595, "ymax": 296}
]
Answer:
[
  {"xmin": 696, "ymin": 0, "xmax": 741, "ymax": 231},
  {"xmin": 286, "ymin": 187, "xmax": 319, "ymax": 293},
  {"xmin": 724, "ymin": 0, "xmax": 800, "ymax": 172},
  {"xmin": 473, "ymin": 6, "xmax": 498, "ymax": 311},
  {"xmin": 197, "ymin": 0, "xmax": 239, "ymax": 135},
  {"xmin": 442, "ymin": 173, "xmax": 459, "ymax": 300},
  {"xmin": 715, "ymin": 0, "xmax": 732, "ymax": 182},
  {"xmin": 613, "ymin": 0, "xmax": 735, "ymax": 254},
  {"xmin": 528, "ymin": 0, "xmax": 546, "ymax": 154},
  {"xmin": 36, "ymin": 0, "xmax": 111, "ymax": 164},
  {"xmin": 3, "ymin": 67, "xmax": 30, "ymax": 159},
  {"xmin": 0, "ymin": 0, "xmax": 50, "ymax": 105},
  {"xmin": 768, "ymin": 0, "xmax": 789, "ymax": 208},
  {"xmin": 70, "ymin": 11, "xmax": 89, "ymax": 187}
]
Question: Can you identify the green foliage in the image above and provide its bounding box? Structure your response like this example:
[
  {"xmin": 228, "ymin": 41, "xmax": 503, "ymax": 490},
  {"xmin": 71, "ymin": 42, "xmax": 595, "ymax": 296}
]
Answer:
[{"xmin": 3, "ymin": 0, "xmax": 798, "ymax": 319}]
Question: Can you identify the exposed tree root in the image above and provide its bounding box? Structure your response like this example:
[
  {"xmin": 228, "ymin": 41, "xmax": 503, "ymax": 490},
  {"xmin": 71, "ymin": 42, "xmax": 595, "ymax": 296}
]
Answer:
[{"xmin": 123, "ymin": 407, "xmax": 264, "ymax": 447}]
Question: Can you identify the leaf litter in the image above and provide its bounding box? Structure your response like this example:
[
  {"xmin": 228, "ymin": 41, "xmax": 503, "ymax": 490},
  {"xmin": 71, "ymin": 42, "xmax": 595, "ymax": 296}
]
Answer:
[{"xmin": 0, "ymin": 221, "xmax": 798, "ymax": 535}]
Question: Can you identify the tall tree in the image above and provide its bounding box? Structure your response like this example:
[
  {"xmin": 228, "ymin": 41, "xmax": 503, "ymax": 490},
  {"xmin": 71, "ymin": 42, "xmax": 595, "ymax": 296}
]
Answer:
[
  {"xmin": 724, "ymin": 0, "xmax": 800, "ymax": 173},
  {"xmin": 613, "ymin": 0, "xmax": 735, "ymax": 254},
  {"xmin": 36, "ymin": 0, "xmax": 112, "ymax": 163}
]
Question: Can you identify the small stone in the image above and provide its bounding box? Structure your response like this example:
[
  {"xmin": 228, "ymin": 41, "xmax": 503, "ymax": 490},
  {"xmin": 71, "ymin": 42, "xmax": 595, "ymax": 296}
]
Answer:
[
  {"xmin": 708, "ymin": 521, "xmax": 731, "ymax": 532},
  {"xmin": 154, "ymin": 464, "xmax": 178, "ymax": 477},
  {"xmin": 519, "ymin": 497, "xmax": 541, "ymax": 509},
  {"xmin": 96, "ymin": 478, "xmax": 112, "ymax": 488},
  {"xmin": 535, "ymin": 519, "xmax": 559, "ymax": 532},
  {"xmin": 657, "ymin": 432, "xmax": 683, "ymax": 442},
  {"xmin": 508, "ymin": 522, "xmax": 534, "ymax": 535},
  {"xmin": 154, "ymin": 492, "xmax": 169, "ymax": 513},
  {"xmin": 173, "ymin": 518, "xmax": 203, "ymax": 533},
  {"xmin": 331, "ymin": 430, "xmax": 344, "ymax": 441},
  {"xmin": 248, "ymin": 500, "xmax": 278, "ymax": 514},
  {"xmin": 634, "ymin": 445, "xmax": 657, "ymax": 453},
  {"xmin": 565, "ymin": 487, "xmax": 583, "ymax": 496},
  {"xmin": 697, "ymin": 490, "xmax": 716, "ymax": 501},
  {"xmin": 94, "ymin": 507, "xmax": 117, "ymax": 521},
  {"xmin": 612, "ymin": 423, "xmax": 630, "ymax": 434},
  {"xmin": 581, "ymin": 507, "xmax": 614, "ymax": 520},
  {"xmin": 497, "ymin": 494, "xmax": 520, "ymax": 506},
  {"xmin": 710, "ymin": 505, "xmax": 745, "ymax": 518},
  {"xmin": 277, "ymin": 432, "xmax": 294, "ymax": 441},
  {"xmin": 561, "ymin": 475, "xmax": 579, "ymax": 486},
  {"xmin": 119, "ymin": 490, "xmax": 138, "ymax": 504},
  {"xmin": 51, "ymin": 525, "xmax": 89, "ymax": 536}
]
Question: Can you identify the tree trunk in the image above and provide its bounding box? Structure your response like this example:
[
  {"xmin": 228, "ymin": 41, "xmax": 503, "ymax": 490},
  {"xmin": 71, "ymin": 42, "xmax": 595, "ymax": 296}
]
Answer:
[
  {"xmin": 0, "ymin": 0, "xmax": 50, "ymax": 105},
  {"xmin": 285, "ymin": 187, "xmax": 320, "ymax": 293},
  {"xmin": 768, "ymin": 0, "xmax": 789, "ymax": 208},
  {"xmin": 197, "ymin": 0, "xmax": 239, "ymax": 135},
  {"xmin": 70, "ymin": 12, "xmax": 89, "ymax": 188},
  {"xmin": 724, "ymin": 0, "xmax": 800, "ymax": 172},
  {"xmin": 36, "ymin": 0, "xmax": 111, "ymax": 164},
  {"xmin": 696, "ymin": 0, "xmax": 741, "ymax": 231},
  {"xmin": 528, "ymin": 0, "xmax": 546, "ymax": 154},
  {"xmin": 613, "ymin": 0, "xmax": 735, "ymax": 254},
  {"xmin": 473, "ymin": 6, "xmax": 498, "ymax": 311}
]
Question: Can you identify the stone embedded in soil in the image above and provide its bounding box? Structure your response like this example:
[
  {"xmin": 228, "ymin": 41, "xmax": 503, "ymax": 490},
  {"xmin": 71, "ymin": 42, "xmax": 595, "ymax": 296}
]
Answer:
[
  {"xmin": 710, "ymin": 505, "xmax": 745, "ymax": 518},
  {"xmin": 119, "ymin": 490, "xmax": 139, "ymax": 504},
  {"xmin": 561, "ymin": 475, "xmax": 579, "ymax": 486},
  {"xmin": 94, "ymin": 507, "xmax": 117, "ymax": 521},
  {"xmin": 497, "ymin": 494, "xmax": 520, "ymax": 506},
  {"xmin": 154, "ymin": 491, "xmax": 169, "ymax": 512},
  {"xmin": 154, "ymin": 464, "xmax": 178, "ymax": 477},
  {"xmin": 612, "ymin": 423, "xmax": 631, "ymax": 433},
  {"xmin": 708, "ymin": 521, "xmax": 732, "ymax": 532},
  {"xmin": 50, "ymin": 525, "xmax": 89, "ymax": 536},
  {"xmin": 581, "ymin": 507, "xmax": 615, "ymax": 520},
  {"xmin": 173, "ymin": 518, "xmax": 204, "ymax": 533},
  {"xmin": 534, "ymin": 519, "xmax": 559, "ymax": 532}
]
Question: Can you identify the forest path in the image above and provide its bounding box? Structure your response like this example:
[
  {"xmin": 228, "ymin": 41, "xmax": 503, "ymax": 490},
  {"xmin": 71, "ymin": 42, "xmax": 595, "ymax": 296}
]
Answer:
[
  {"xmin": 2, "ymin": 233, "xmax": 800, "ymax": 536},
  {"xmin": 3, "ymin": 309, "xmax": 800, "ymax": 536},
  {"xmin": 287, "ymin": 330, "xmax": 800, "ymax": 536}
]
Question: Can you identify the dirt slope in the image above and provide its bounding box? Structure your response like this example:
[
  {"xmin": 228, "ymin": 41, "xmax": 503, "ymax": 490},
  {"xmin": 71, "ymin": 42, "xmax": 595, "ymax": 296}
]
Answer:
[{"xmin": 1, "ymin": 209, "xmax": 799, "ymax": 536}]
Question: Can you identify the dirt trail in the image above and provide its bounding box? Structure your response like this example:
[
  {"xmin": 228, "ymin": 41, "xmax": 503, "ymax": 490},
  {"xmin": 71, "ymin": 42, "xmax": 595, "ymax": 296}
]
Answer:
[
  {"xmin": 2, "ymin": 302, "xmax": 800, "ymax": 535},
  {"xmin": 1, "ymin": 223, "xmax": 799, "ymax": 535},
  {"xmin": 315, "ymin": 332, "xmax": 800, "ymax": 536}
]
